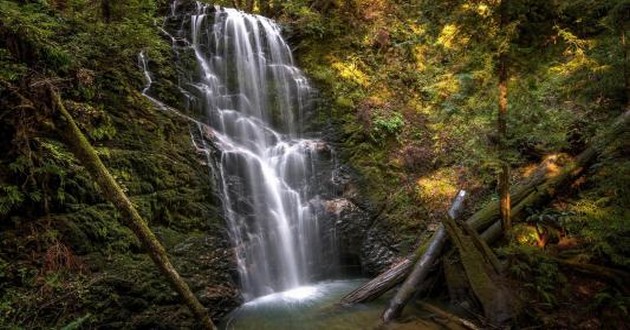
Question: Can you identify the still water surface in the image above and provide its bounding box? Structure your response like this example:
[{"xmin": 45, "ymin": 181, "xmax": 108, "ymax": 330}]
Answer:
[{"xmin": 220, "ymin": 279, "xmax": 445, "ymax": 330}]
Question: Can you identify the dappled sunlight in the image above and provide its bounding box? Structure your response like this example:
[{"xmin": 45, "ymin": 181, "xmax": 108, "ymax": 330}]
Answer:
[
  {"xmin": 412, "ymin": 45, "xmax": 428, "ymax": 72},
  {"xmin": 550, "ymin": 28, "xmax": 601, "ymax": 77},
  {"xmin": 460, "ymin": 3, "xmax": 493, "ymax": 18},
  {"xmin": 330, "ymin": 56, "xmax": 370, "ymax": 87},
  {"xmin": 415, "ymin": 168, "xmax": 459, "ymax": 212},
  {"xmin": 436, "ymin": 24, "xmax": 468, "ymax": 50},
  {"xmin": 521, "ymin": 154, "xmax": 571, "ymax": 179},
  {"xmin": 429, "ymin": 73, "xmax": 460, "ymax": 100},
  {"xmin": 513, "ymin": 224, "xmax": 544, "ymax": 247}
]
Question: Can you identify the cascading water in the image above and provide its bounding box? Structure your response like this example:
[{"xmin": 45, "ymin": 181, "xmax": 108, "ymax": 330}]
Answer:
[{"xmin": 159, "ymin": 1, "xmax": 339, "ymax": 301}]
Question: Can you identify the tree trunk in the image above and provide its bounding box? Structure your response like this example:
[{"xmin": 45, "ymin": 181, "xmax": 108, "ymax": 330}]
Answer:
[
  {"xmin": 623, "ymin": 23, "xmax": 629, "ymax": 106},
  {"xmin": 381, "ymin": 191, "xmax": 466, "ymax": 322},
  {"xmin": 49, "ymin": 87, "xmax": 217, "ymax": 330},
  {"xmin": 497, "ymin": 0, "xmax": 511, "ymax": 233},
  {"xmin": 101, "ymin": 0, "xmax": 111, "ymax": 23}
]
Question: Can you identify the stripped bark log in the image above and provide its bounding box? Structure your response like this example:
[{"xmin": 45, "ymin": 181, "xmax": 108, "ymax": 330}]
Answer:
[
  {"xmin": 381, "ymin": 190, "xmax": 467, "ymax": 322},
  {"xmin": 50, "ymin": 87, "xmax": 217, "ymax": 330}
]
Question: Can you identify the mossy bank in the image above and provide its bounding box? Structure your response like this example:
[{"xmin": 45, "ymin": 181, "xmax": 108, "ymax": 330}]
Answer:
[{"xmin": 1, "ymin": 0, "xmax": 239, "ymax": 327}]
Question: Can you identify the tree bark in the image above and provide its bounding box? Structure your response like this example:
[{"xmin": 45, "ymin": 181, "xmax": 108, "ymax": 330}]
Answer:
[
  {"xmin": 49, "ymin": 87, "xmax": 217, "ymax": 330},
  {"xmin": 381, "ymin": 191, "xmax": 466, "ymax": 322},
  {"xmin": 101, "ymin": 0, "xmax": 111, "ymax": 23}
]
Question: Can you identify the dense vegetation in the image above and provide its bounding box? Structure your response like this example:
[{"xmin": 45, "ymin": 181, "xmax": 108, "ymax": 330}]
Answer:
[
  {"xmin": 1, "ymin": 0, "xmax": 628, "ymax": 328},
  {"xmin": 0, "ymin": 1, "xmax": 238, "ymax": 328}
]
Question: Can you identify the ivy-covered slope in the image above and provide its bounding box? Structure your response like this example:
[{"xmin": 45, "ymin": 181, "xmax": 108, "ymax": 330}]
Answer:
[{"xmin": 0, "ymin": 1, "xmax": 238, "ymax": 328}]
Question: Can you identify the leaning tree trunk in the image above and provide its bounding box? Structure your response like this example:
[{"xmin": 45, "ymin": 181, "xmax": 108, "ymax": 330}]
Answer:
[
  {"xmin": 381, "ymin": 191, "xmax": 466, "ymax": 322},
  {"xmin": 50, "ymin": 87, "xmax": 217, "ymax": 330}
]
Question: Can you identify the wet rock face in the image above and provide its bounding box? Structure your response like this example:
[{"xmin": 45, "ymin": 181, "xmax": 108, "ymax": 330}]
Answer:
[
  {"xmin": 324, "ymin": 198, "xmax": 367, "ymax": 270},
  {"xmin": 360, "ymin": 225, "xmax": 399, "ymax": 275},
  {"xmin": 313, "ymin": 194, "xmax": 398, "ymax": 277}
]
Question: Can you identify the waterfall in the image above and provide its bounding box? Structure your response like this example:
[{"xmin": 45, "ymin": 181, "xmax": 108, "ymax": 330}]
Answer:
[{"xmin": 155, "ymin": 1, "xmax": 339, "ymax": 301}]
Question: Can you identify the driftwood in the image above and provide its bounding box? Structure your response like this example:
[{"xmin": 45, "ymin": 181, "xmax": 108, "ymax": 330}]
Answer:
[
  {"xmin": 381, "ymin": 190, "xmax": 467, "ymax": 322},
  {"xmin": 50, "ymin": 87, "xmax": 217, "ymax": 330},
  {"xmin": 342, "ymin": 110, "xmax": 630, "ymax": 307}
]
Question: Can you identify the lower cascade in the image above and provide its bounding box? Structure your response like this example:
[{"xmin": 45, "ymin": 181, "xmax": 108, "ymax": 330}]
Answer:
[{"xmin": 160, "ymin": 1, "xmax": 341, "ymax": 301}]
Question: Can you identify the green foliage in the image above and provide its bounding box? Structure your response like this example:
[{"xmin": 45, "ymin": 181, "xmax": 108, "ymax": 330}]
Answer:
[
  {"xmin": 0, "ymin": 1, "xmax": 226, "ymax": 327},
  {"xmin": 0, "ymin": 49, "xmax": 27, "ymax": 81},
  {"xmin": 0, "ymin": 185, "xmax": 24, "ymax": 216},
  {"xmin": 592, "ymin": 288, "xmax": 629, "ymax": 316},
  {"xmin": 61, "ymin": 313, "xmax": 92, "ymax": 330},
  {"xmin": 561, "ymin": 161, "xmax": 630, "ymax": 267},
  {"xmin": 0, "ymin": 1, "xmax": 71, "ymax": 73},
  {"xmin": 280, "ymin": 3, "xmax": 327, "ymax": 39},
  {"xmin": 371, "ymin": 112, "xmax": 404, "ymax": 144},
  {"xmin": 499, "ymin": 245, "xmax": 566, "ymax": 307}
]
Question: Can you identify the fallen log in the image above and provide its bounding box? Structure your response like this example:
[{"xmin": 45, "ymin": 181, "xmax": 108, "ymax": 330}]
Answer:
[
  {"xmin": 440, "ymin": 203, "xmax": 518, "ymax": 325},
  {"xmin": 50, "ymin": 87, "xmax": 217, "ymax": 330},
  {"xmin": 341, "ymin": 109, "xmax": 629, "ymax": 306},
  {"xmin": 418, "ymin": 302, "xmax": 480, "ymax": 330},
  {"xmin": 341, "ymin": 158, "xmax": 559, "ymax": 305},
  {"xmin": 481, "ymin": 109, "xmax": 629, "ymax": 244},
  {"xmin": 381, "ymin": 190, "xmax": 467, "ymax": 322},
  {"xmin": 340, "ymin": 258, "xmax": 413, "ymax": 305}
]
